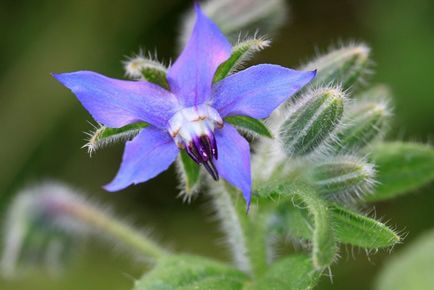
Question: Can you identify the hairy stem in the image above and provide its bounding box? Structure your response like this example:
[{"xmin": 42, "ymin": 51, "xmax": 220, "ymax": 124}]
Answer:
[
  {"xmin": 210, "ymin": 183, "xmax": 269, "ymax": 276},
  {"xmin": 61, "ymin": 199, "xmax": 166, "ymax": 261}
]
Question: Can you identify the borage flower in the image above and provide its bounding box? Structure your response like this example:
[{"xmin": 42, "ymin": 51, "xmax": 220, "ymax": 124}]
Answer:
[{"xmin": 53, "ymin": 4, "xmax": 315, "ymax": 207}]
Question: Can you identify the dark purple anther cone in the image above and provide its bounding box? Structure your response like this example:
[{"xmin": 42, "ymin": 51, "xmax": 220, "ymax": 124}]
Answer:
[{"xmin": 186, "ymin": 134, "xmax": 219, "ymax": 181}]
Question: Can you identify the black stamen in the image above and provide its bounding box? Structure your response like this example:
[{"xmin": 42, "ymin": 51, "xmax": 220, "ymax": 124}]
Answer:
[{"xmin": 203, "ymin": 160, "xmax": 219, "ymax": 181}]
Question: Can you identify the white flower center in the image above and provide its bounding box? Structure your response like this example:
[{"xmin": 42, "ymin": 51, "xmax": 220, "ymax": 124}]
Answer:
[{"xmin": 167, "ymin": 104, "xmax": 223, "ymax": 180}]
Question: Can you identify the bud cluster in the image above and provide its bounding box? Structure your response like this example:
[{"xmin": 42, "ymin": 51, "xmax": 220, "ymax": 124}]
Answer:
[{"xmin": 253, "ymin": 43, "xmax": 392, "ymax": 202}]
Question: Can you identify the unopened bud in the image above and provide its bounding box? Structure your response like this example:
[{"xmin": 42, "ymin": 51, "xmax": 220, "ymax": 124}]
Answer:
[
  {"xmin": 302, "ymin": 44, "xmax": 371, "ymax": 90},
  {"xmin": 279, "ymin": 86, "xmax": 345, "ymax": 157},
  {"xmin": 305, "ymin": 156, "xmax": 376, "ymax": 202},
  {"xmin": 335, "ymin": 99, "xmax": 392, "ymax": 153}
]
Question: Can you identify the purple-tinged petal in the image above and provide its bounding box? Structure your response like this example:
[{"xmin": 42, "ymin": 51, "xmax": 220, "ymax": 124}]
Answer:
[
  {"xmin": 167, "ymin": 4, "xmax": 232, "ymax": 107},
  {"xmin": 214, "ymin": 124, "xmax": 252, "ymax": 206},
  {"xmin": 104, "ymin": 127, "xmax": 179, "ymax": 191},
  {"xmin": 212, "ymin": 64, "xmax": 316, "ymax": 118},
  {"xmin": 53, "ymin": 71, "xmax": 180, "ymax": 128}
]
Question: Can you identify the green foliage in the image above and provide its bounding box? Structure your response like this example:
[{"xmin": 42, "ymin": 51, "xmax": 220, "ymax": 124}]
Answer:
[
  {"xmin": 256, "ymin": 182, "xmax": 337, "ymax": 269},
  {"xmin": 279, "ymin": 86, "xmax": 345, "ymax": 156},
  {"xmin": 250, "ymin": 255, "xmax": 321, "ymax": 290},
  {"xmin": 133, "ymin": 255, "xmax": 247, "ymax": 290},
  {"xmin": 277, "ymin": 203, "xmax": 400, "ymax": 249},
  {"xmin": 85, "ymin": 123, "xmax": 148, "ymax": 155},
  {"xmin": 213, "ymin": 37, "xmax": 270, "ymax": 83},
  {"xmin": 375, "ymin": 229, "xmax": 434, "ymax": 290},
  {"xmin": 302, "ymin": 44, "xmax": 370, "ymax": 90},
  {"xmin": 330, "ymin": 204, "xmax": 400, "ymax": 248},
  {"xmin": 365, "ymin": 142, "xmax": 434, "ymax": 202},
  {"xmin": 225, "ymin": 115, "xmax": 272, "ymax": 138}
]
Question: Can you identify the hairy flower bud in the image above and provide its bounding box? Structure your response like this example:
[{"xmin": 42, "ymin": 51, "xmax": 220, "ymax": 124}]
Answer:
[
  {"xmin": 279, "ymin": 86, "xmax": 345, "ymax": 157},
  {"xmin": 334, "ymin": 99, "xmax": 392, "ymax": 153},
  {"xmin": 302, "ymin": 43, "xmax": 371, "ymax": 90},
  {"xmin": 305, "ymin": 156, "xmax": 376, "ymax": 202}
]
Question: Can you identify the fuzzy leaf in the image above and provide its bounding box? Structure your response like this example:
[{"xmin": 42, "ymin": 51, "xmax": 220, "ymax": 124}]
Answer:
[
  {"xmin": 330, "ymin": 204, "xmax": 400, "ymax": 248},
  {"xmin": 277, "ymin": 203, "xmax": 400, "ymax": 249},
  {"xmin": 133, "ymin": 255, "xmax": 247, "ymax": 290},
  {"xmin": 275, "ymin": 204, "xmax": 400, "ymax": 250},
  {"xmin": 213, "ymin": 37, "xmax": 270, "ymax": 83},
  {"xmin": 85, "ymin": 122, "xmax": 148, "ymax": 154},
  {"xmin": 250, "ymin": 255, "xmax": 321, "ymax": 290},
  {"xmin": 177, "ymin": 151, "xmax": 201, "ymax": 197},
  {"xmin": 225, "ymin": 116, "xmax": 272, "ymax": 138},
  {"xmin": 365, "ymin": 142, "xmax": 434, "ymax": 202},
  {"xmin": 375, "ymin": 229, "xmax": 434, "ymax": 290}
]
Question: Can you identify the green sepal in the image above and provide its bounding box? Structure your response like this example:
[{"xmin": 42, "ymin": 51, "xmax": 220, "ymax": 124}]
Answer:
[
  {"xmin": 365, "ymin": 142, "xmax": 434, "ymax": 202},
  {"xmin": 225, "ymin": 116, "xmax": 272, "ymax": 138},
  {"xmin": 213, "ymin": 37, "xmax": 270, "ymax": 83},
  {"xmin": 124, "ymin": 56, "xmax": 169, "ymax": 89},
  {"xmin": 133, "ymin": 255, "xmax": 247, "ymax": 290},
  {"xmin": 177, "ymin": 151, "xmax": 201, "ymax": 197},
  {"xmin": 250, "ymin": 255, "xmax": 321, "ymax": 290},
  {"xmin": 84, "ymin": 122, "xmax": 148, "ymax": 155}
]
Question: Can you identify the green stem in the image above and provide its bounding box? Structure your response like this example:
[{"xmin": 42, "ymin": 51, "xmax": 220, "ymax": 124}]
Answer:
[
  {"xmin": 211, "ymin": 183, "xmax": 269, "ymax": 276},
  {"xmin": 62, "ymin": 199, "xmax": 166, "ymax": 261}
]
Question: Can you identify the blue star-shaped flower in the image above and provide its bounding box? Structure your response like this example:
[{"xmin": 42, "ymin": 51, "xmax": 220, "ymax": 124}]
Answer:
[{"xmin": 53, "ymin": 4, "xmax": 315, "ymax": 207}]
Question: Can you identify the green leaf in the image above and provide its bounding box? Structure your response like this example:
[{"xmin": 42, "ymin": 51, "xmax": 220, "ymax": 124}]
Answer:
[
  {"xmin": 365, "ymin": 142, "xmax": 434, "ymax": 202},
  {"xmin": 213, "ymin": 37, "xmax": 270, "ymax": 83},
  {"xmin": 177, "ymin": 151, "xmax": 201, "ymax": 197},
  {"xmin": 133, "ymin": 255, "xmax": 247, "ymax": 290},
  {"xmin": 250, "ymin": 255, "xmax": 321, "ymax": 290},
  {"xmin": 84, "ymin": 122, "xmax": 148, "ymax": 155},
  {"xmin": 225, "ymin": 116, "xmax": 272, "ymax": 138},
  {"xmin": 375, "ymin": 229, "xmax": 434, "ymax": 290},
  {"xmin": 330, "ymin": 204, "xmax": 400, "ymax": 248},
  {"xmin": 277, "ymin": 203, "xmax": 400, "ymax": 249}
]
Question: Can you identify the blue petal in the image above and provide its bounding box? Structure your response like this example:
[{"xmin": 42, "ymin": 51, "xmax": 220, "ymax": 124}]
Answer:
[
  {"xmin": 214, "ymin": 124, "xmax": 252, "ymax": 206},
  {"xmin": 104, "ymin": 127, "xmax": 179, "ymax": 191},
  {"xmin": 53, "ymin": 71, "xmax": 180, "ymax": 128},
  {"xmin": 212, "ymin": 64, "xmax": 316, "ymax": 118},
  {"xmin": 167, "ymin": 4, "xmax": 231, "ymax": 107}
]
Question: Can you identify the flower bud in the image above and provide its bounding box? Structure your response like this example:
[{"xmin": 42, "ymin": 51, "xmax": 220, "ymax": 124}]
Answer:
[
  {"xmin": 305, "ymin": 156, "xmax": 376, "ymax": 202},
  {"xmin": 302, "ymin": 44, "xmax": 370, "ymax": 90},
  {"xmin": 279, "ymin": 86, "xmax": 345, "ymax": 157},
  {"xmin": 334, "ymin": 99, "xmax": 392, "ymax": 153}
]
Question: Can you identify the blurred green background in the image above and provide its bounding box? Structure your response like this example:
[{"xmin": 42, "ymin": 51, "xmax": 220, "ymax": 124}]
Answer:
[{"xmin": 0, "ymin": 0, "xmax": 433, "ymax": 289}]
